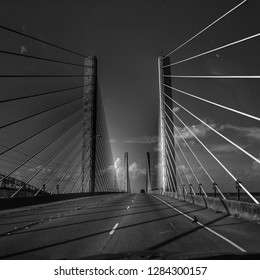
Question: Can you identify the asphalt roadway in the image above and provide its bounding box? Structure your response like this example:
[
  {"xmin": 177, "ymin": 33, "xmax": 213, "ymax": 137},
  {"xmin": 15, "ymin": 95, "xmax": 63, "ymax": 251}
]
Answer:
[{"xmin": 0, "ymin": 193, "xmax": 260, "ymax": 259}]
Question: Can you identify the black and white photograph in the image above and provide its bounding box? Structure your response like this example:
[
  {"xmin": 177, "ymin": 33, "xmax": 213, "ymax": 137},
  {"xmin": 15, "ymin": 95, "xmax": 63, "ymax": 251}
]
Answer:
[{"xmin": 0, "ymin": 0, "xmax": 260, "ymax": 275}]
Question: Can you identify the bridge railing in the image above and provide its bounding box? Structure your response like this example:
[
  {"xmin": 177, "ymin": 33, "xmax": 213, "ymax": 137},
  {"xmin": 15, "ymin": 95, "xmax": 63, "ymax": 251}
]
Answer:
[{"xmin": 158, "ymin": 0, "xmax": 260, "ymax": 204}]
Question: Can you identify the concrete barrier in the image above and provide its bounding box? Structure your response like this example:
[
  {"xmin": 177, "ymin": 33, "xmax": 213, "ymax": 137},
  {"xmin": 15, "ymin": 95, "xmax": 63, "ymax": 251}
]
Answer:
[
  {"xmin": 162, "ymin": 192, "xmax": 260, "ymax": 222},
  {"xmin": 148, "ymin": 189, "xmax": 161, "ymax": 195},
  {"xmin": 0, "ymin": 192, "xmax": 121, "ymax": 211}
]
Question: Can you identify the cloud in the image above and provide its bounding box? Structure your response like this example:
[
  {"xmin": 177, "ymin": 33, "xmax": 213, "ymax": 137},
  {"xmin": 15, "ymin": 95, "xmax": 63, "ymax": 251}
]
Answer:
[
  {"xmin": 129, "ymin": 162, "xmax": 146, "ymax": 180},
  {"xmin": 56, "ymin": 173, "xmax": 72, "ymax": 180},
  {"xmin": 114, "ymin": 157, "xmax": 122, "ymax": 169},
  {"xmin": 219, "ymin": 124, "xmax": 260, "ymax": 141},
  {"xmin": 153, "ymin": 143, "xmax": 161, "ymax": 152},
  {"xmin": 114, "ymin": 157, "xmax": 124, "ymax": 181},
  {"xmin": 175, "ymin": 120, "xmax": 216, "ymax": 140},
  {"xmin": 28, "ymin": 165, "xmax": 53, "ymax": 175},
  {"xmin": 210, "ymin": 143, "xmax": 242, "ymax": 153},
  {"xmin": 98, "ymin": 165, "xmax": 115, "ymax": 176},
  {"xmin": 172, "ymin": 106, "xmax": 180, "ymax": 113},
  {"xmin": 176, "ymin": 164, "xmax": 193, "ymax": 181},
  {"xmin": 20, "ymin": 45, "xmax": 27, "ymax": 54},
  {"xmin": 125, "ymin": 135, "xmax": 158, "ymax": 144}
]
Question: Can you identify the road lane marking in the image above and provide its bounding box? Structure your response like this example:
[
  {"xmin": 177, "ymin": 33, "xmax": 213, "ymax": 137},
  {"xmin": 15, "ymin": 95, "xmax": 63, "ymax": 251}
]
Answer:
[
  {"xmin": 160, "ymin": 230, "xmax": 173, "ymax": 235},
  {"xmin": 170, "ymin": 222, "xmax": 177, "ymax": 230},
  {"xmin": 109, "ymin": 223, "xmax": 119, "ymax": 235},
  {"xmin": 151, "ymin": 194, "xmax": 247, "ymax": 253}
]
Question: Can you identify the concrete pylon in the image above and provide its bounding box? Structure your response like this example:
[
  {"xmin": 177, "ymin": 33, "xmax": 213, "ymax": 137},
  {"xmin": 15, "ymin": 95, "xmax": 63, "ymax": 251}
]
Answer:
[
  {"xmin": 123, "ymin": 152, "xmax": 130, "ymax": 193},
  {"xmin": 158, "ymin": 56, "xmax": 176, "ymax": 193},
  {"xmin": 146, "ymin": 152, "xmax": 152, "ymax": 193},
  {"xmin": 83, "ymin": 56, "xmax": 97, "ymax": 194}
]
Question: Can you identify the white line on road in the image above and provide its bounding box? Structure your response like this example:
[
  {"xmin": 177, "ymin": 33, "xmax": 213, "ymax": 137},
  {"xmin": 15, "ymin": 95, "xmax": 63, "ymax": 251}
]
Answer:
[
  {"xmin": 160, "ymin": 230, "xmax": 173, "ymax": 235},
  {"xmin": 151, "ymin": 195, "xmax": 247, "ymax": 253},
  {"xmin": 109, "ymin": 223, "xmax": 119, "ymax": 235},
  {"xmin": 170, "ymin": 222, "xmax": 176, "ymax": 230}
]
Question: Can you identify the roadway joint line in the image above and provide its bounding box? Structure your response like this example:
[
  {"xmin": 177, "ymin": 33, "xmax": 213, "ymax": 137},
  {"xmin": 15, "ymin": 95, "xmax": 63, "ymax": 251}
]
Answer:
[
  {"xmin": 109, "ymin": 223, "xmax": 119, "ymax": 235},
  {"xmin": 151, "ymin": 194, "xmax": 246, "ymax": 253}
]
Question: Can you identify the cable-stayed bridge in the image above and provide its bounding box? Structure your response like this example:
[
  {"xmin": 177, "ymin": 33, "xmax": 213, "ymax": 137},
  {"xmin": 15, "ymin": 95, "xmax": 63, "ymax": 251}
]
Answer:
[{"xmin": 0, "ymin": 0, "xmax": 260, "ymax": 260}]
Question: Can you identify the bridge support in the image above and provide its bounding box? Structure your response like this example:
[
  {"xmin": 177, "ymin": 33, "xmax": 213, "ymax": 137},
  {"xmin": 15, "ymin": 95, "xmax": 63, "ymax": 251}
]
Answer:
[
  {"xmin": 158, "ymin": 56, "xmax": 177, "ymax": 193},
  {"xmin": 83, "ymin": 56, "xmax": 97, "ymax": 194},
  {"xmin": 123, "ymin": 152, "xmax": 130, "ymax": 193},
  {"xmin": 146, "ymin": 152, "xmax": 152, "ymax": 193}
]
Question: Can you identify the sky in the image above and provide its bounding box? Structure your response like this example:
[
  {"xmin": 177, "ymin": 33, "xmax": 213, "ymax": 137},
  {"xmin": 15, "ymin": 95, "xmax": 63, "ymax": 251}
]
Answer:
[{"xmin": 0, "ymin": 0, "xmax": 259, "ymax": 195}]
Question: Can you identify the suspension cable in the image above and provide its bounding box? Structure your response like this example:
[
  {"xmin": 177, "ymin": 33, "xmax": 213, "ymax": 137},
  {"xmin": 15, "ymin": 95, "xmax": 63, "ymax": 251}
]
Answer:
[
  {"xmin": 164, "ymin": 142, "xmax": 181, "ymax": 193},
  {"xmin": 162, "ymin": 128, "xmax": 178, "ymax": 177},
  {"xmin": 164, "ymin": 124, "xmax": 196, "ymax": 195},
  {"xmin": 163, "ymin": 92, "xmax": 260, "ymax": 164},
  {"xmin": 55, "ymin": 147, "xmax": 90, "ymax": 193},
  {"xmin": 33, "ymin": 127, "xmax": 82, "ymax": 189},
  {"xmin": 164, "ymin": 75, "xmax": 260, "ymax": 79},
  {"xmin": 0, "ymin": 74, "xmax": 84, "ymax": 78},
  {"xmin": 163, "ymin": 0, "xmax": 247, "ymax": 58},
  {"xmin": 163, "ymin": 84, "xmax": 260, "ymax": 122},
  {"xmin": 72, "ymin": 167, "xmax": 88, "ymax": 193},
  {"xmin": 83, "ymin": 166, "xmax": 92, "ymax": 193},
  {"xmin": 163, "ymin": 33, "xmax": 260, "ymax": 68},
  {"xmin": 165, "ymin": 116, "xmax": 201, "ymax": 185},
  {"xmin": 163, "ymin": 144, "xmax": 176, "ymax": 193},
  {"xmin": 63, "ymin": 155, "xmax": 91, "ymax": 194},
  {"xmin": 0, "ymin": 95, "xmax": 82, "ymax": 130},
  {"xmin": 0, "ymin": 109, "xmax": 82, "ymax": 157},
  {"xmin": 36, "ymin": 136, "xmax": 83, "ymax": 195},
  {"xmin": 164, "ymin": 132, "xmax": 189, "ymax": 184},
  {"xmin": 73, "ymin": 161, "xmax": 91, "ymax": 193},
  {"xmin": 164, "ymin": 107, "xmax": 214, "ymax": 183},
  {"xmin": 164, "ymin": 162, "xmax": 175, "ymax": 192},
  {"xmin": 0, "ymin": 24, "xmax": 87, "ymax": 58},
  {"xmin": 167, "ymin": 113, "xmax": 226, "ymax": 198},
  {"xmin": 164, "ymin": 112, "xmax": 209, "ymax": 196},
  {"xmin": 0, "ymin": 49, "xmax": 84, "ymax": 68},
  {"xmin": 72, "ymin": 173, "xmax": 82, "ymax": 193},
  {"xmin": 164, "ymin": 109, "xmax": 232, "ymax": 199},
  {"xmin": 163, "ymin": 100, "xmax": 259, "ymax": 204},
  {"xmin": 0, "ymin": 85, "xmax": 83, "ymax": 104},
  {"xmin": 11, "ymin": 120, "xmax": 82, "ymax": 197},
  {"xmin": 84, "ymin": 176, "xmax": 91, "ymax": 193},
  {"xmin": 50, "ymin": 149, "xmax": 82, "ymax": 194},
  {"xmin": 2, "ymin": 117, "xmax": 81, "ymax": 185}
]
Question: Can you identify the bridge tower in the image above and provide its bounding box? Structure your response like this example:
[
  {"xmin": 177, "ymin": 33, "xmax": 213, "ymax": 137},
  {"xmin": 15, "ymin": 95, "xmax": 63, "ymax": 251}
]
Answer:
[
  {"xmin": 83, "ymin": 56, "xmax": 97, "ymax": 194},
  {"xmin": 146, "ymin": 152, "xmax": 152, "ymax": 193},
  {"xmin": 123, "ymin": 152, "xmax": 130, "ymax": 193},
  {"xmin": 158, "ymin": 56, "xmax": 177, "ymax": 193}
]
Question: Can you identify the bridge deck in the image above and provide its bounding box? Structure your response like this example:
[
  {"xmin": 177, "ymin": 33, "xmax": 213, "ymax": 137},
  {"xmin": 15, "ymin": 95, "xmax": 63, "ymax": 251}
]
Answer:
[{"xmin": 0, "ymin": 193, "xmax": 259, "ymax": 259}]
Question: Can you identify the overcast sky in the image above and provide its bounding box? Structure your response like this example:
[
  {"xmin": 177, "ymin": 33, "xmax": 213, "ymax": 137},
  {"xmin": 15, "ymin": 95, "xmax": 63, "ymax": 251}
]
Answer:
[{"xmin": 0, "ymin": 0, "xmax": 259, "ymax": 195}]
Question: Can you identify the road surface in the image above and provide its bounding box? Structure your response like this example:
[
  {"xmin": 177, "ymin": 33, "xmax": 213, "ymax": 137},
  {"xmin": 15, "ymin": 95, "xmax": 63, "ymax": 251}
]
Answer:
[{"xmin": 0, "ymin": 193, "xmax": 260, "ymax": 259}]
